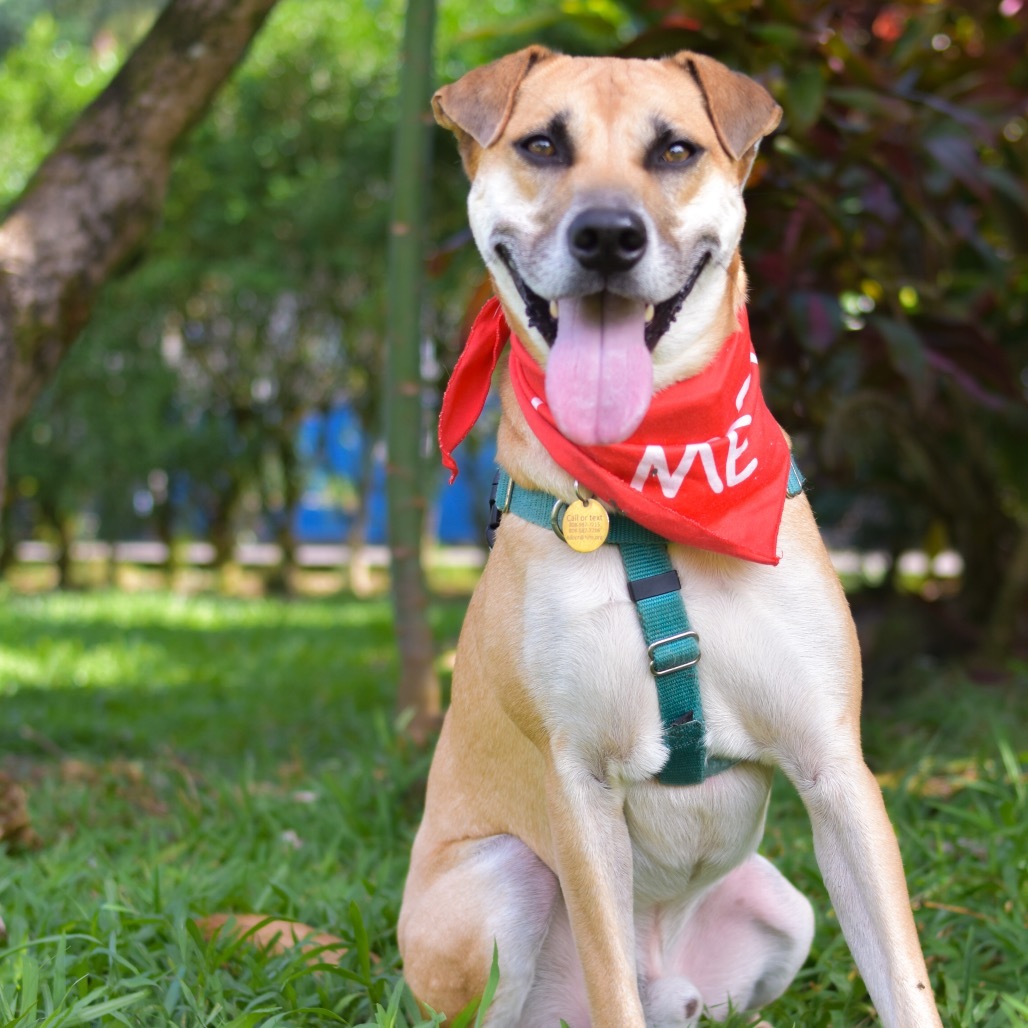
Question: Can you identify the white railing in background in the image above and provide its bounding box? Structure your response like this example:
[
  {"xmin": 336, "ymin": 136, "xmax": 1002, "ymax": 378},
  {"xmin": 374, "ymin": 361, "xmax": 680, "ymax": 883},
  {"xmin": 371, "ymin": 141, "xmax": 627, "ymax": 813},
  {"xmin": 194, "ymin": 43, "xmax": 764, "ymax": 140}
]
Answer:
[{"xmin": 12, "ymin": 540, "xmax": 965, "ymax": 578}]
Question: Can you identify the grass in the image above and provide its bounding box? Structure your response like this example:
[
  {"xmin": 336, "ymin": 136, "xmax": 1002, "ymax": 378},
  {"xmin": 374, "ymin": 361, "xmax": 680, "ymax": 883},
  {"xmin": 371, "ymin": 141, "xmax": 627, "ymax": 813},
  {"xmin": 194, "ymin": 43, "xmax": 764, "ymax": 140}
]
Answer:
[{"xmin": 0, "ymin": 586, "xmax": 1025, "ymax": 1026}]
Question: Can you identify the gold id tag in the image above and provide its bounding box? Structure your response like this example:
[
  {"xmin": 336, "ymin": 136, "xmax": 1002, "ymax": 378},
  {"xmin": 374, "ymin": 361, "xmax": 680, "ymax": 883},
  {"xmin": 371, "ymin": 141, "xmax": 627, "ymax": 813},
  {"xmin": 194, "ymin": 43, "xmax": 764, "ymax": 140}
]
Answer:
[{"xmin": 561, "ymin": 499, "xmax": 610, "ymax": 552}]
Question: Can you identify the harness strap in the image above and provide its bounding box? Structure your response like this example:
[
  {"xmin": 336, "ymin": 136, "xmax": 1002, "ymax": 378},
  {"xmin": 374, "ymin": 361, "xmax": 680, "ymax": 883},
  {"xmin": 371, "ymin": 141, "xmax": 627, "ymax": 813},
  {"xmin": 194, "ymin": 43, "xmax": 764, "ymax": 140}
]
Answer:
[
  {"xmin": 787, "ymin": 458, "xmax": 805, "ymax": 498},
  {"xmin": 617, "ymin": 538, "xmax": 728, "ymax": 784},
  {"xmin": 490, "ymin": 459, "xmax": 804, "ymax": 787}
]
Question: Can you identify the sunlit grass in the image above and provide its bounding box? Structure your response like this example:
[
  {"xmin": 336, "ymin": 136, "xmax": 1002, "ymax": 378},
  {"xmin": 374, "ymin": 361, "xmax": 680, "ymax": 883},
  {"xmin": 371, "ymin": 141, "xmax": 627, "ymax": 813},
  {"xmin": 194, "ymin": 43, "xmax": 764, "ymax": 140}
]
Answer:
[{"xmin": 0, "ymin": 589, "xmax": 1025, "ymax": 1025}]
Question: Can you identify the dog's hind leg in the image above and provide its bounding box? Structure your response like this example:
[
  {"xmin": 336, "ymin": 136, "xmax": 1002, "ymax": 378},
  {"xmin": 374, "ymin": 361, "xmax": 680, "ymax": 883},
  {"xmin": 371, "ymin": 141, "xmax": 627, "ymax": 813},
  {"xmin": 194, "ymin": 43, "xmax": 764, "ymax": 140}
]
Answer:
[
  {"xmin": 660, "ymin": 854, "xmax": 814, "ymax": 1022},
  {"xmin": 399, "ymin": 833, "xmax": 558, "ymax": 1026}
]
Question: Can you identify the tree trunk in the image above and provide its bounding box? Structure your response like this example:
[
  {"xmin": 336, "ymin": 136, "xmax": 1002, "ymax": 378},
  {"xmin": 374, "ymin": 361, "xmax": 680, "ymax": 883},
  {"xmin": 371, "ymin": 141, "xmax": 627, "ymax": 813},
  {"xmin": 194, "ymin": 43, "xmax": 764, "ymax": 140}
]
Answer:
[
  {"xmin": 384, "ymin": 0, "xmax": 440, "ymax": 745},
  {"xmin": 0, "ymin": 0, "xmax": 281, "ymax": 516},
  {"xmin": 209, "ymin": 478, "xmax": 241, "ymax": 593},
  {"xmin": 267, "ymin": 435, "xmax": 301, "ymax": 596},
  {"xmin": 155, "ymin": 498, "xmax": 178, "ymax": 587},
  {"xmin": 0, "ymin": 495, "xmax": 14, "ymax": 578},
  {"xmin": 983, "ymin": 518, "xmax": 1028, "ymax": 656},
  {"xmin": 104, "ymin": 540, "xmax": 119, "ymax": 588},
  {"xmin": 347, "ymin": 437, "xmax": 377, "ymax": 598},
  {"xmin": 38, "ymin": 499, "xmax": 70, "ymax": 589},
  {"xmin": 55, "ymin": 517, "xmax": 75, "ymax": 590}
]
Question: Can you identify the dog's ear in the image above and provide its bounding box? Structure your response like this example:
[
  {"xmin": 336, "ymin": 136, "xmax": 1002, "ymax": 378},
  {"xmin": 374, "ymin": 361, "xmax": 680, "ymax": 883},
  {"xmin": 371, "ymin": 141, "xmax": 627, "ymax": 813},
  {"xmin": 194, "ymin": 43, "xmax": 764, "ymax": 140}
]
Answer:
[
  {"xmin": 433, "ymin": 46, "xmax": 554, "ymax": 164},
  {"xmin": 672, "ymin": 52, "xmax": 782, "ymax": 163}
]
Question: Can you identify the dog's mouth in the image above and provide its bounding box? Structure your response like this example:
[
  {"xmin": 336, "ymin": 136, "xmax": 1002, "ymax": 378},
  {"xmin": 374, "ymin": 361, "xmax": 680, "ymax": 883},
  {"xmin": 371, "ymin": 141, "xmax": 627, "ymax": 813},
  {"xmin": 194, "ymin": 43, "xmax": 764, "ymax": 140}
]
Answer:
[
  {"xmin": 496, "ymin": 245, "xmax": 712, "ymax": 352},
  {"xmin": 495, "ymin": 245, "xmax": 712, "ymax": 445}
]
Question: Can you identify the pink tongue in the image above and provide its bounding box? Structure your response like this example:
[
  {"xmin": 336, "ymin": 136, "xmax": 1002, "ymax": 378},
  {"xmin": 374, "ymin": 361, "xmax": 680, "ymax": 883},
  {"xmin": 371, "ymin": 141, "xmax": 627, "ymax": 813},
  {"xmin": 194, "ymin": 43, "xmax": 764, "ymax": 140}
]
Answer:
[{"xmin": 544, "ymin": 294, "xmax": 653, "ymax": 445}]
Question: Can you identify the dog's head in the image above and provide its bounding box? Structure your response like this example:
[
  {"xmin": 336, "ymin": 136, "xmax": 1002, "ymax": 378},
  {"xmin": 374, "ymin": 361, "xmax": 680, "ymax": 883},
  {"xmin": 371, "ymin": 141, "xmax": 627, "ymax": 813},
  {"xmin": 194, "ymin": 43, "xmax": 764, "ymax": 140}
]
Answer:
[{"xmin": 434, "ymin": 49, "xmax": 780, "ymax": 446}]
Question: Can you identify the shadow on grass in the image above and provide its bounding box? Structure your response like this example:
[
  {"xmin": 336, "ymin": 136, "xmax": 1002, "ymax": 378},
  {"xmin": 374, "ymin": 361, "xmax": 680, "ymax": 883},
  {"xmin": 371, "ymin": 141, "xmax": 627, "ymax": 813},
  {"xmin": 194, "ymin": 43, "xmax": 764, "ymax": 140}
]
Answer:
[
  {"xmin": 860, "ymin": 660, "xmax": 1027, "ymax": 773},
  {"xmin": 0, "ymin": 589, "xmax": 467, "ymax": 771}
]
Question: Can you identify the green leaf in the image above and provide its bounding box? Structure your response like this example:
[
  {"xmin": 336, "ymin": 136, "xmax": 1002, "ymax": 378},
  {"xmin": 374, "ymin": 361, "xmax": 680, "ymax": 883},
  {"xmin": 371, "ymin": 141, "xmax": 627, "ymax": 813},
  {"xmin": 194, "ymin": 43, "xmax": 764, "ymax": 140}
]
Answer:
[
  {"xmin": 15, "ymin": 957, "xmax": 37, "ymax": 1020},
  {"xmin": 62, "ymin": 989, "xmax": 150, "ymax": 1024},
  {"xmin": 473, "ymin": 942, "xmax": 500, "ymax": 1028},
  {"xmin": 996, "ymin": 738, "xmax": 1025, "ymax": 804},
  {"xmin": 826, "ymin": 87, "xmax": 913, "ymax": 122},
  {"xmin": 874, "ymin": 315, "xmax": 930, "ymax": 406},
  {"xmin": 222, "ymin": 1013, "xmax": 274, "ymax": 1028},
  {"xmin": 445, "ymin": 947, "xmax": 501, "ymax": 1028},
  {"xmin": 448, "ymin": 995, "xmax": 480, "ymax": 1028},
  {"xmin": 349, "ymin": 901, "xmax": 372, "ymax": 987},
  {"xmin": 750, "ymin": 23, "xmax": 803, "ymax": 49},
  {"xmin": 785, "ymin": 64, "xmax": 825, "ymax": 132},
  {"xmin": 51, "ymin": 935, "xmax": 66, "ymax": 1012},
  {"xmin": 1001, "ymin": 993, "xmax": 1028, "ymax": 1018}
]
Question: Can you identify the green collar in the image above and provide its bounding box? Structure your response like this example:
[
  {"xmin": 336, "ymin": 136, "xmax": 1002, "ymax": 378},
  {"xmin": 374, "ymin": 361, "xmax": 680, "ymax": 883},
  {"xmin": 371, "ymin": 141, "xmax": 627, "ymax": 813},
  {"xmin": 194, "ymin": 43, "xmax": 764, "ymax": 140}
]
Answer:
[{"xmin": 492, "ymin": 459, "xmax": 805, "ymax": 547}]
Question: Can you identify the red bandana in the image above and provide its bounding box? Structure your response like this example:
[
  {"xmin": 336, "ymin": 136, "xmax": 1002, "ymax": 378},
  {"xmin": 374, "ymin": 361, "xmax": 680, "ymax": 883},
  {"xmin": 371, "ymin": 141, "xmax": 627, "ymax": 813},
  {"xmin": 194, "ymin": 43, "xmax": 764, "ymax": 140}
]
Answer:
[{"xmin": 439, "ymin": 298, "xmax": 791, "ymax": 565}]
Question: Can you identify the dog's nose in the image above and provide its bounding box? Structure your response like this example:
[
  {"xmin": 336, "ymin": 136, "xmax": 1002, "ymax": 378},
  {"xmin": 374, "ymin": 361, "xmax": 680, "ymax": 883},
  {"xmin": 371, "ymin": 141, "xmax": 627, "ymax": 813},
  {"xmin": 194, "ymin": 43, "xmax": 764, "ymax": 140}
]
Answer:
[{"xmin": 568, "ymin": 208, "xmax": 648, "ymax": 274}]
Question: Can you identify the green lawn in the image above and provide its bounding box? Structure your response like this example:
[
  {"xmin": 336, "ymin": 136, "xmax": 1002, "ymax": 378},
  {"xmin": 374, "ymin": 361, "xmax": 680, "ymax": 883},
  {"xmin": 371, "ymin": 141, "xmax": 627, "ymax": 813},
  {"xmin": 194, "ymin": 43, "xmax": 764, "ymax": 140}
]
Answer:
[{"xmin": 0, "ymin": 588, "xmax": 1025, "ymax": 1026}]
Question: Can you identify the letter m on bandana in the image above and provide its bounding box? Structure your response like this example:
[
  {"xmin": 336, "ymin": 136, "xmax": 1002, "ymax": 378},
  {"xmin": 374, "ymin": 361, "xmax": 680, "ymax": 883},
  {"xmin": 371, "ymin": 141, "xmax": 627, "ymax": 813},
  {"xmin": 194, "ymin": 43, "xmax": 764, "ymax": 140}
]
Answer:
[{"xmin": 631, "ymin": 444, "xmax": 725, "ymax": 497}]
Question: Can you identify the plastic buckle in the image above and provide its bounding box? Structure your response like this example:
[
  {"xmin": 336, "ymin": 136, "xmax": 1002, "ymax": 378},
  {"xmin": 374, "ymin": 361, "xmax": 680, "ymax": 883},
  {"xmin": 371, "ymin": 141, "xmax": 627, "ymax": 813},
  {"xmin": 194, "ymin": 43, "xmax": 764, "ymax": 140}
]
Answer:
[
  {"xmin": 647, "ymin": 630, "xmax": 701, "ymax": 676},
  {"xmin": 487, "ymin": 471, "xmax": 513, "ymax": 549}
]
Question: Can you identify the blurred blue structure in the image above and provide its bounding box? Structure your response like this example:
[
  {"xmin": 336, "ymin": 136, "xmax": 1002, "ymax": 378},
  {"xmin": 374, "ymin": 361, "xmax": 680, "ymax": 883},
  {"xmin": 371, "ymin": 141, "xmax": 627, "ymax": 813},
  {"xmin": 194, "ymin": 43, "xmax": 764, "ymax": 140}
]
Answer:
[{"xmin": 294, "ymin": 405, "xmax": 496, "ymax": 546}]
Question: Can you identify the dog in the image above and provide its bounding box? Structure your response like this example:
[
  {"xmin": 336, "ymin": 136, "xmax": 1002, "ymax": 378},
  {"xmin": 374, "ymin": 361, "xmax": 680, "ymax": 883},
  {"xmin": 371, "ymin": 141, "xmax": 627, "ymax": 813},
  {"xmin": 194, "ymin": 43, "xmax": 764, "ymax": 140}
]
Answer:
[{"xmin": 399, "ymin": 48, "xmax": 942, "ymax": 1027}]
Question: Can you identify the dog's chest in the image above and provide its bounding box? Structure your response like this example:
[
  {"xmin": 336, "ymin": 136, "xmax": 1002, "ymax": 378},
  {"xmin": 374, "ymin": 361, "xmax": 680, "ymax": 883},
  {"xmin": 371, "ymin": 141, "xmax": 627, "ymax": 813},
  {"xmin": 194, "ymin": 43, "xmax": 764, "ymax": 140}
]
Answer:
[
  {"xmin": 517, "ymin": 542, "xmax": 676, "ymax": 774},
  {"xmin": 515, "ymin": 535, "xmax": 756, "ymax": 762},
  {"xmin": 511, "ymin": 535, "xmax": 780, "ymax": 892}
]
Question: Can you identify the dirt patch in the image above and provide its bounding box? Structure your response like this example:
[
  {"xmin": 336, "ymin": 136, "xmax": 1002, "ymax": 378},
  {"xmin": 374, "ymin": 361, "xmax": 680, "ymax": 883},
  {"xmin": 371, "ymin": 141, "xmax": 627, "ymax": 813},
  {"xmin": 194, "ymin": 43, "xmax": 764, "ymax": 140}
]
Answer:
[{"xmin": 0, "ymin": 772, "xmax": 42, "ymax": 851}]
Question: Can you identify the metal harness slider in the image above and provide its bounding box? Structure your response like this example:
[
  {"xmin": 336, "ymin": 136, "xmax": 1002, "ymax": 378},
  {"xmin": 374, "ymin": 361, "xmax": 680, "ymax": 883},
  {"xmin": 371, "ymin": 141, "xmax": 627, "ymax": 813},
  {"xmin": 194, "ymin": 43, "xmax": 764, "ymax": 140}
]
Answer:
[{"xmin": 647, "ymin": 630, "xmax": 701, "ymax": 676}]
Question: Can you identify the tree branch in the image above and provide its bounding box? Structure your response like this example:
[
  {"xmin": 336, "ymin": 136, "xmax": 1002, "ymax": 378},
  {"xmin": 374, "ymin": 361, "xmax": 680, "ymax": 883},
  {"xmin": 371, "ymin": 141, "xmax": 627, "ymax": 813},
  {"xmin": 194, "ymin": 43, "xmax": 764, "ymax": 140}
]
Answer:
[{"xmin": 0, "ymin": 0, "xmax": 281, "ymax": 511}]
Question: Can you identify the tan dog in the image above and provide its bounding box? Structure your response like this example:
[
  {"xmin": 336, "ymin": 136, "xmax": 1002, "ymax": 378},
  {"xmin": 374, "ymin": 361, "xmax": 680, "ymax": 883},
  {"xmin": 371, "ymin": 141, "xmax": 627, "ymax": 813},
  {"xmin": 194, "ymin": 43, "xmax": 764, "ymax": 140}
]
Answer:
[{"xmin": 399, "ymin": 48, "xmax": 941, "ymax": 1027}]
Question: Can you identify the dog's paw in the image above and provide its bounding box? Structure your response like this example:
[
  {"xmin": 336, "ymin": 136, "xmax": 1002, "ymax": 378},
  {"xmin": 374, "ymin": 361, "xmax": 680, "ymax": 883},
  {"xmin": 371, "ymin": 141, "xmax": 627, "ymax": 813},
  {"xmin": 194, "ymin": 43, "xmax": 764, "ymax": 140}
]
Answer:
[{"xmin": 643, "ymin": 976, "xmax": 703, "ymax": 1027}]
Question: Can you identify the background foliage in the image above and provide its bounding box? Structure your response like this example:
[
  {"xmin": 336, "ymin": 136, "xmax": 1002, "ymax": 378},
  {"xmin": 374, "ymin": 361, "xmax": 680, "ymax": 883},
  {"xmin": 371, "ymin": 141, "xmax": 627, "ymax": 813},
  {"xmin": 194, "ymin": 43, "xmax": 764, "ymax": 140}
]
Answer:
[{"xmin": 2, "ymin": 1, "xmax": 1026, "ymax": 641}]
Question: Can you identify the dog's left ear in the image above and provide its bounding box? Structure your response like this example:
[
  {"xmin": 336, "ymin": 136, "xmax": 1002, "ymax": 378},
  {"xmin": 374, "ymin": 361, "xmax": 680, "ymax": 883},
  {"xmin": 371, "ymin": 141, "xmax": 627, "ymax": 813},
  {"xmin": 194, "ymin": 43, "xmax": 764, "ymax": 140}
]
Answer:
[{"xmin": 672, "ymin": 52, "xmax": 782, "ymax": 164}]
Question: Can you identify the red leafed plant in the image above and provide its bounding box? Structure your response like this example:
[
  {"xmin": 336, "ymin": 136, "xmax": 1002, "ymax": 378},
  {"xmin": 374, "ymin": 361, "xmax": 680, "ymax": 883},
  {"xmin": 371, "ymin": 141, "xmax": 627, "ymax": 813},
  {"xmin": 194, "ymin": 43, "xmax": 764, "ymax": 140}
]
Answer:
[{"xmin": 446, "ymin": 0, "xmax": 1028, "ymax": 653}]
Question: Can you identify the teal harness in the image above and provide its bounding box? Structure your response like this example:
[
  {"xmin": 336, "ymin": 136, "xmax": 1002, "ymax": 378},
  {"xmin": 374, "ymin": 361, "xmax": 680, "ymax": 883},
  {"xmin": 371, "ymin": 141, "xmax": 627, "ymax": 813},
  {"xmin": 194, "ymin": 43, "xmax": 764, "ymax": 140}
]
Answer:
[{"xmin": 489, "ymin": 459, "xmax": 805, "ymax": 786}]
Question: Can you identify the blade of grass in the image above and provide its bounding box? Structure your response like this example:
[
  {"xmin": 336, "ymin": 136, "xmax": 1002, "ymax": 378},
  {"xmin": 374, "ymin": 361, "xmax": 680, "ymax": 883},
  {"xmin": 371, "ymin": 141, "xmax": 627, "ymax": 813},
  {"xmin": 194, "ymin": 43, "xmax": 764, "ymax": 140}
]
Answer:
[
  {"xmin": 349, "ymin": 901, "xmax": 372, "ymax": 987},
  {"xmin": 473, "ymin": 943, "xmax": 499, "ymax": 1028},
  {"xmin": 15, "ymin": 956, "xmax": 37, "ymax": 1022},
  {"xmin": 61, "ymin": 988, "xmax": 150, "ymax": 1024},
  {"xmin": 996, "ymin": 737, "xmax": 1025, "ymax": 803}
]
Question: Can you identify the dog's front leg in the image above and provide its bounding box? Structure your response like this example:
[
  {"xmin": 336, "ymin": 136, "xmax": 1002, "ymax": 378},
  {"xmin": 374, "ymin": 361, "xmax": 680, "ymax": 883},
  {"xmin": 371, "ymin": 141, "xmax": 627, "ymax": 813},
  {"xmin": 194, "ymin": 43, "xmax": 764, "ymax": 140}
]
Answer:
[
  {"xmin": 784, "ymin": 748, "xmax": 942, "ymax": 1027},
  {"xmin": 546, "ymin": 745, "xmax": 647, "ymax": 1028}
]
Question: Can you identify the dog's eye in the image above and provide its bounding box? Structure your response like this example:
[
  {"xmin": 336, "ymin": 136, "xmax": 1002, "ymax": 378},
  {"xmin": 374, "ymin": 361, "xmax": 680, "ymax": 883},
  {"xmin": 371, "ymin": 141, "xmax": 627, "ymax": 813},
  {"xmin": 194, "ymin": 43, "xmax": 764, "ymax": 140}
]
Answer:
[
  {"xmin": 522, "ymin": 135, "xmax": 557, "ymax": 159},
  {"xmin": 660, "ymin": 140, "xmax": 698, "ymax": 164}
]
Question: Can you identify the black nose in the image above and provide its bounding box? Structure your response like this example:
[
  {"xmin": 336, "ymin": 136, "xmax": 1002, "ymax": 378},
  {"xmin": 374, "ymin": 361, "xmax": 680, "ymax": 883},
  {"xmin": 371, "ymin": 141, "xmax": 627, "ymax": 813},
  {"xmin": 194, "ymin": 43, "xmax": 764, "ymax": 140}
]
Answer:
[{"xmin": 568, "ymin": 207, "xmax": 648, "ymax": 274}]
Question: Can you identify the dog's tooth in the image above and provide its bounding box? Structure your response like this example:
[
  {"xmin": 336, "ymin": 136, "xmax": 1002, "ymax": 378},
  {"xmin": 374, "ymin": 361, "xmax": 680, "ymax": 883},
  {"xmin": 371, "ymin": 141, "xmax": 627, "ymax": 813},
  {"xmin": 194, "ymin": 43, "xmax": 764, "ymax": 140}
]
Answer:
[
  {"xmin": 645, "ymin": 304, "xmax": 655, "ymax": 323},
  {"xmin": 549, "ymin": 300, "xmax": 559, "ymax": 319}
]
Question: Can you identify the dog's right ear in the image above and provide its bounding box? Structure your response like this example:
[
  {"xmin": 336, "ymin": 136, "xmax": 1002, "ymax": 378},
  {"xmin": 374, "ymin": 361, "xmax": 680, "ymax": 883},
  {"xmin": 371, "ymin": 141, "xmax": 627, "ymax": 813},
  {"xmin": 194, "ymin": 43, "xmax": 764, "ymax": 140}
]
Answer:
[{"xmin": 433, "ymin": 46, "xmax": 554, "ymax": 173}]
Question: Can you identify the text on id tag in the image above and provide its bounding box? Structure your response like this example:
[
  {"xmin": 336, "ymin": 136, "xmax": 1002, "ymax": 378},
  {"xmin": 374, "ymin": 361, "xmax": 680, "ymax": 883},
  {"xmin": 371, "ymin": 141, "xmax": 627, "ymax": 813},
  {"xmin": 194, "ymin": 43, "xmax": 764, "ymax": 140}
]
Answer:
[{"xmin": 561, "ymin": 499, "xmax": 609, "ymax": 552}]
